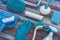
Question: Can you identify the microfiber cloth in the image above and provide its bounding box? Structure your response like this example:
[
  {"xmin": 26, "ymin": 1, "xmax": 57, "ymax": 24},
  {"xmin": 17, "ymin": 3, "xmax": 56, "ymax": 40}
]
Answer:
[{"xmin": 7, "ymin": 0, "xmax": 26, "ymax": 12}]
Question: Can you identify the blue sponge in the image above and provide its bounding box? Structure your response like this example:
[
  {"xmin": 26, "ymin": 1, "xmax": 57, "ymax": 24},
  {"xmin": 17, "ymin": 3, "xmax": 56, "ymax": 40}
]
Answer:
[
  {"xmin": 7, "ymin": 0, "xmax": 26, "ymax": 12},
  {"xmin": 51, "ymin": 11, "xmax": 60, "ymax": 24},
  {"xmin": 0, "ymin": 10, "xmax": 19, "ymax": 32},
  {"xmin": 0, "ymin": 10, "xmax": 19, "ymax": 27}
]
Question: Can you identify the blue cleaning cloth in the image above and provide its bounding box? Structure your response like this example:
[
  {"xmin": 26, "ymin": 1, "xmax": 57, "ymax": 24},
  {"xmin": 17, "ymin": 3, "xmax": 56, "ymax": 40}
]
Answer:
[
  {"xmin": 15, "ymin": 20, "xmax": 32, "ymax": 40},
  {"xmin": 51, "ymin": 11, "xmax": 60, "ymax": 24}
]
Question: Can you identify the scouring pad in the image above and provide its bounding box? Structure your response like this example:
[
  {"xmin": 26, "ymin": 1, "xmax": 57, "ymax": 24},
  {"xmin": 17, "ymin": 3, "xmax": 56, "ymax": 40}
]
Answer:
[{"xmin": 7, "ymin": 0, "xmax": 26, "ymax": 12}]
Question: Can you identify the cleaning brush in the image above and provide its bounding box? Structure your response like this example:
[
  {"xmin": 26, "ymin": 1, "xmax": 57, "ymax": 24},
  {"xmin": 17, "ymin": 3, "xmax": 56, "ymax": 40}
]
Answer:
[{"xmin": 43, "ymin": 26, "xmax": 58, "ymax": 40}]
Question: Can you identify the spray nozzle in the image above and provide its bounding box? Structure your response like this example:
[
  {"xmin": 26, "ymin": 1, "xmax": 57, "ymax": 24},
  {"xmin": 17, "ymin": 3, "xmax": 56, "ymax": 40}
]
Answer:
[{"xmin": 43, "ymin": 26, "xmax": 58, "ymax": 40}]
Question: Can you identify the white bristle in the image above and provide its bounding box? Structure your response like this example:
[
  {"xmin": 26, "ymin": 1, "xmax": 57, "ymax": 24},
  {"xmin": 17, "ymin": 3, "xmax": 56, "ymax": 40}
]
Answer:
[
  {"xmin": 25, "ymin": 11, "xmax": 44, "ymax": 21},
  {"xmin": 2, "ymin": 16, "xmax": 14, "ymax": 23}
]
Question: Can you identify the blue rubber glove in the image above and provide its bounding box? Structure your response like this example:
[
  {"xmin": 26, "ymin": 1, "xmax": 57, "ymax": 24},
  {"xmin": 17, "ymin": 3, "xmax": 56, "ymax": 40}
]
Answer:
[{"xmin": 15, "ymin": 20, "xmax": 32, "ymax": 40}]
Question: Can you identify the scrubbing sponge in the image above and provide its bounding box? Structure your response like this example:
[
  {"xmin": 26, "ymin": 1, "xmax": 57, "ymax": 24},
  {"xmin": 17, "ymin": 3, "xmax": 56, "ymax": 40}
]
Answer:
[{"xmin": 7, "ymin": 0, "xmax": 26, "ymax": 12}]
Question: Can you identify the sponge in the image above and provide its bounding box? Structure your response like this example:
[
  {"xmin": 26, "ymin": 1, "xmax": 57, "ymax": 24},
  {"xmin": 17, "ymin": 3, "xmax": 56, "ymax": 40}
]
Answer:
[
  {"xmin": 51, "ymin": 11, "xmax": 60, "ymax": 24},
  {"xmin": 7, "ymin": 0, "xmax": 26, "ymax": 12}
]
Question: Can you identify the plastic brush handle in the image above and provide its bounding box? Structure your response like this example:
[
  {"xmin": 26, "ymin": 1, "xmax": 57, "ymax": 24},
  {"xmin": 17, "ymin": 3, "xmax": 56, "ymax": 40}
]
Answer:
[
  {"xmin": 25, "ymin": 11, "xmax": 44, "ymax": 21},
  {"xmin": 45, "ymin": 0, "xmax": 52, "ymax": 9},
  {"xmin": 37, "ymin": 0, "xmax": 42, "ymax": 7},
  {"xmin": 32, "ymin": 26, "xmax": 43, "ymax": 40}
]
